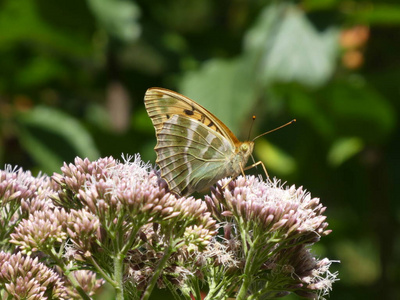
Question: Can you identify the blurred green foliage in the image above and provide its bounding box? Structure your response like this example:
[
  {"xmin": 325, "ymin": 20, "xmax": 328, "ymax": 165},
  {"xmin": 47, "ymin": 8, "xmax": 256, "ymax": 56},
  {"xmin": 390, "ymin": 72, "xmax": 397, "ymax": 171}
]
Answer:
[{"xmin": 0, "ymin": 0, "xmax": 399, "ymax": 299}]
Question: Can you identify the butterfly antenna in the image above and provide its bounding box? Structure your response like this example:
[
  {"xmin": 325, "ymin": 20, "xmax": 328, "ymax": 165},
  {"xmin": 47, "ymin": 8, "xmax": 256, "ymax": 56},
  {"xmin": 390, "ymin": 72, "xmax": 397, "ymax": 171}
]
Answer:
[
  {"xmin": 252, "ymin": 119, "xmax": 296, "ymax": 142},
  {"xmin": 247, "ymin": 115, "xmax": 256, "ymax": 140}
]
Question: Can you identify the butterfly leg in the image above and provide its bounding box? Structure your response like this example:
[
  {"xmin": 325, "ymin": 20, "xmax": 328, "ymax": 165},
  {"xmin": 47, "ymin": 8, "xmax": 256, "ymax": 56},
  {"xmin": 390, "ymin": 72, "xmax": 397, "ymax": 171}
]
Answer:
[
  {"xmin": 240, "ymin": 162, "xmax": 246, "ymax": 177},
  {"xmin": 221, "ymin": 162, "xmax": 245, "ymax": 190},
  {"xmin": 221, "ymin": 162, "xmax": 270, "ymax": 190},
  {"xmin": 243, "ymin": 161, "xmax": 270, "ymax": 180},
  {"xmin": 221, "ymin": 177, "xmax": 233, "ymax": 190}
]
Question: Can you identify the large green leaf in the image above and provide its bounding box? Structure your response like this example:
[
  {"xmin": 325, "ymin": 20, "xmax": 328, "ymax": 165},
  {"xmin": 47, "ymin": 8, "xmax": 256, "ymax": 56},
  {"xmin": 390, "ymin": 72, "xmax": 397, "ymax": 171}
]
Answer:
[
  {"xmin": 244, "ymin": 3, "xmax": 339, "ymax": 88},
  {"xmin": 16, "ymin": 106, "xmax": 100, "ymax": 173}
]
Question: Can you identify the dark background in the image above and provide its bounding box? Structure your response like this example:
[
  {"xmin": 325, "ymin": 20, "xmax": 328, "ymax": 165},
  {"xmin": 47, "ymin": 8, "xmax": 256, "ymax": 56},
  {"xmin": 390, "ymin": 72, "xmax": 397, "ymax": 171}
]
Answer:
[{"xmin": 0, "ymin": 0, "xmax": 399, "ymax": 299}]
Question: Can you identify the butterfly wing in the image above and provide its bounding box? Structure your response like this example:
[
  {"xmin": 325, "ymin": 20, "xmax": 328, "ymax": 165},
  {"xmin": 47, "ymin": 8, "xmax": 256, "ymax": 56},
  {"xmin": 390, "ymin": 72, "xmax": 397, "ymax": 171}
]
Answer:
[
  {"xmin": 144, "ymin": 87, "xmax": 241, "ymax": 146},
  {"xmin": 145, "ymin": 88, "xmax": 245, "ymax": 195},
  {"xmin": 155, "ymin": 114, "xmax": 235, "ymax": 195}
]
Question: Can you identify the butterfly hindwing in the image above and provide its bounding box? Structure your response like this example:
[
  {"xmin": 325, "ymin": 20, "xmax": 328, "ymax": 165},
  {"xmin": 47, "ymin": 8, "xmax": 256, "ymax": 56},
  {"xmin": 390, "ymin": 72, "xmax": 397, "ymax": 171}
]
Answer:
[{"xmin": 155, "ymin": 115, "xmax": 234, "ymax": 195}]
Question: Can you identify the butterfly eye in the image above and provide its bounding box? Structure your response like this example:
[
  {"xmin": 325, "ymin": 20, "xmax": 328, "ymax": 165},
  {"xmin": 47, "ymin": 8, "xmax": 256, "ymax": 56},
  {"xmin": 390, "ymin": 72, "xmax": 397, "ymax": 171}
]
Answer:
[{"xmin": 240, "ymin": 144, "xmax": 249, "ymax": 152}]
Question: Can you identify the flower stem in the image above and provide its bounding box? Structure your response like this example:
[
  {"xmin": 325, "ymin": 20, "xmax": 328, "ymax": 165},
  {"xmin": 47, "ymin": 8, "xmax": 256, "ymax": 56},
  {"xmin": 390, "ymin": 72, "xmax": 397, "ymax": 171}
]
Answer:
[
  {"xmin": 65, "ymin": 272, "xmax": 92, "ymax": 300},
  {"xmin": 48, "ymin": 249, "xmax": 91, "ymax": 300},
  {"xmin": 86, "ymin": 255, "xmax": 118, "ymax": 288},
  {"xmin": 140, "ymin": 242, "xmax": 174, "ymax": 300},
  {"xmin": 113, "ymin": 253, "xmax": 125, "ymax": 300},
  {"xmin": 236, "ymin": 236, "xmax": 262, "ymax": 300},
  {"xmin": 191, "ymin": 277, "xmax": 202, "ymax": 300}
]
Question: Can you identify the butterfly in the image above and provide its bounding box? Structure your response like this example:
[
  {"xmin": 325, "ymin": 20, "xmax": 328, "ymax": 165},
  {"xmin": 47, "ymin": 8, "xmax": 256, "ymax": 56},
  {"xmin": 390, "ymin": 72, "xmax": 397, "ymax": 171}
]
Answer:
[{"xmin": 144, "ymin": 87, "xmax": 265, "ymax": 196}]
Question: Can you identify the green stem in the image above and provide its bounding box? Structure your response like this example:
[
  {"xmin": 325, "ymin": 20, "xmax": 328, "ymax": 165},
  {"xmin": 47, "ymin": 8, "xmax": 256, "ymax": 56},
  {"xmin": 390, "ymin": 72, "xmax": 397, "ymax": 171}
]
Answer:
[
  {"xmin": 65, "ymin": 272, "xmax": 92, "ymax": 300},
  {"xmin": 120, "ymin": 227, "xmax": 140, "ymax": 254},
  {"xmin": 87, "ymin": 255, "xmax": 118, "ymax": 288},
  {"xmin": 166, "ymin": 279, "xmax": 190, "ymax": 300},
  {"xmin": 238, "ymin": 217, "xmax": 250, "ymax": 255},
  {"xmin": 207, "ymin": 281, "xmax": 228, "ymax": 300},
  {"xmin": 205, "ymin": 269, "xmax": 235, "ymax": 300},
  {"xmin": 140, "ymin": 243, "xmax": 174, "ymax": 300},
  {"xmin": 192, "ymin": 277, "xmax": 202, "ymax": 300},
  {"xmin": 113, "ymin": 253, "xmax": 125, "ymax": 300},
  {"xmin": 236, "ymin": 235, "xmax": 262, "ymax": 300},
  {"xmin": 48, "ymin": 249, "xmax": 91, "ymax": 300}
]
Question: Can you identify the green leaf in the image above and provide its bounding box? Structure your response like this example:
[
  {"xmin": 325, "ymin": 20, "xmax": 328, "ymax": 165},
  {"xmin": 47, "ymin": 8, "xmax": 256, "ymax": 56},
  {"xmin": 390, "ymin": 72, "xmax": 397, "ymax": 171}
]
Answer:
[
  {"xmin": 302, "ymin": 0, "xmax": 338, "ymax": 11},
  {"xmin": 254, "ymin": 139, "xmax": 297, "ymax": 176},
  {"xmin": 287, "ymin": 86, "xmax": 336, "ymax": 138},
  {"xmin": 244, "ymin": 3, "xmax": 339, "ymax": 88},
  {"xmin": 16, "ymin": 56, "xmax": 67, "ymax": 88},
  {"xmin": 244, "ymin": 3, "xmax": 283, "ymax": 55},
  {"xmin": 0, "ymin": 0, "xmax": 93, "ymax": 57},
  {"xmin": 87, "ymin": 0, "xmax": 141, "ymax": 42},
  {"xmin": 17, "ymin": 106, "xmax": 100, "ymax": 173},
  {"xmin": 324, "ymin": 79, "xmax": 396, "ymax": 143},
  {"xmin": 287, "ymin": 78, "xmax": 396, "ymax": 143},
  {"xmin": 180, "ymin": 57, "xmax": 257, "ymax": 135},
  {"xmin": 328, "ymin": 137, "xmax": 364, "ymax": 166},
  {"xmin": 353, "ymin": 5, "xmax": 400, "ymax": 25}
]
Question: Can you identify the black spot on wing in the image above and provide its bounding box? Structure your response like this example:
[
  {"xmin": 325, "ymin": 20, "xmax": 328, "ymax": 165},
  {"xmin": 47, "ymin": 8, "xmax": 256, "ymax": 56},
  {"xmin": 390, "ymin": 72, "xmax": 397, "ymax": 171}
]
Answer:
[
  {"xmin": 207, "ymin": 121, "xmax": 214, "ymax": 127},
  {"xmin": 166, "ymin": 114, "xmax": 170, "ymax": 119},
  {"xmin": 184, "ymin": 109, "xmax": 194, "ymax": 116}
]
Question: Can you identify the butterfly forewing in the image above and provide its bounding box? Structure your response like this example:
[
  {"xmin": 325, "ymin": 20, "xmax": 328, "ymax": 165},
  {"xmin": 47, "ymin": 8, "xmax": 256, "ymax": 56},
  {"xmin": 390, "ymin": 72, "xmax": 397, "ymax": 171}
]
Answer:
[{"xmin": 145, "ymin": 88, "xmax": 240, "ymax": 145}]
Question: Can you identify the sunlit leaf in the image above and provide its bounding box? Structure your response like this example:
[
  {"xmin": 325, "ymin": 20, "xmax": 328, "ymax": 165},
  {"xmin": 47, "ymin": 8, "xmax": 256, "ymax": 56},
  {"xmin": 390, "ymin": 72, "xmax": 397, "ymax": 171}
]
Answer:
[
  {"xmin": 328, "ymin": 137, "xmax": 364, "ymax": 166},
  {"xmin": 87, "ymin": 0, "xmax": 141, "ymax": 42},
  {"xmin": 17, "ymin": 106, "xmax": 100, "ymax": 173},
  {"xmin": 244, "ymin": 3, "xmax": 283, "ymax": 54},
  {"xmin": 254, "ymin": 139, "xmax": 297, "ymax": 176},
  {"xmin": 244, "ymin": 3, "xmax": 339, "ymax": 87}
]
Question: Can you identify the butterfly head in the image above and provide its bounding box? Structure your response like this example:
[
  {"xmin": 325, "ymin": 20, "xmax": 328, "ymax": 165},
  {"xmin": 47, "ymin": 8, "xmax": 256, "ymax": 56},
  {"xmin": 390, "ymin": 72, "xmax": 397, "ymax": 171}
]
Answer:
[{"xmin": 238, "ymin": 141, "xmax": 254, "ymax": 159}]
